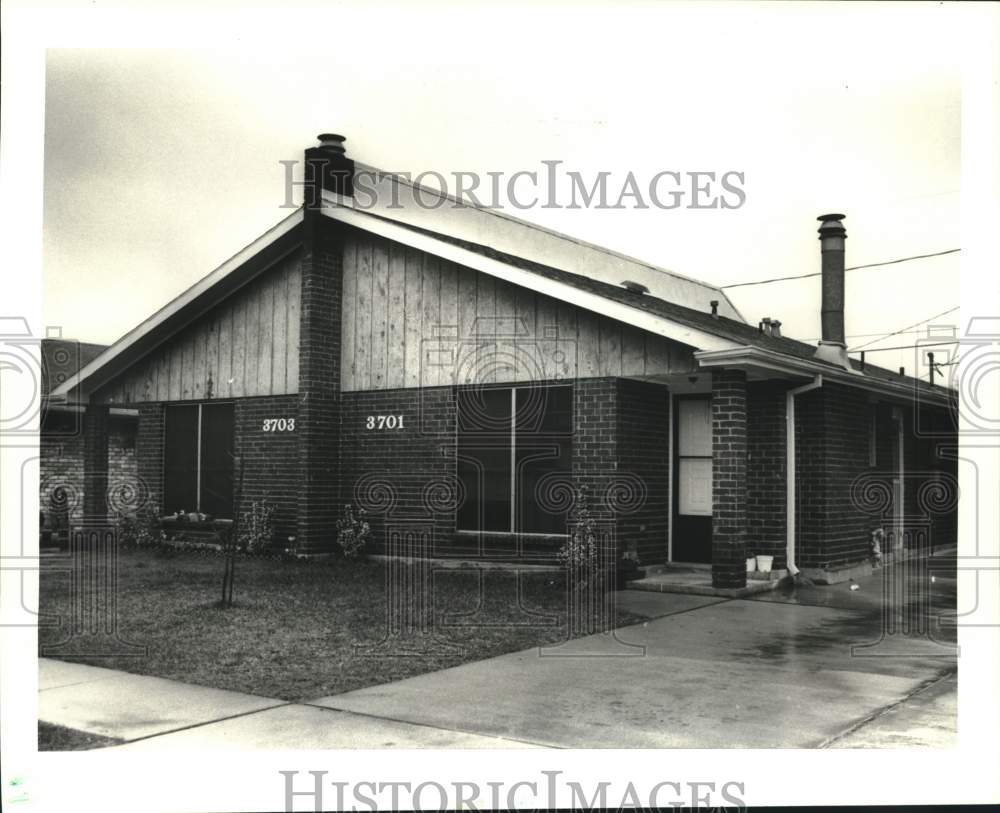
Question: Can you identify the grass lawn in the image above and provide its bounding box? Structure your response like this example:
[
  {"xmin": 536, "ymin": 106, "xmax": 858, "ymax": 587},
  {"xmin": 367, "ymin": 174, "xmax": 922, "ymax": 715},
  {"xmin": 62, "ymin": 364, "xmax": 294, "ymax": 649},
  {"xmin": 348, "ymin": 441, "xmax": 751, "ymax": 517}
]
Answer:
[
  {"xmin": 38, "ymin": 722, "xmax": 123, "ymax": 751},
  {"xmin": 38, "ymin": 548, "xmax": 641, "ymax": 701}
]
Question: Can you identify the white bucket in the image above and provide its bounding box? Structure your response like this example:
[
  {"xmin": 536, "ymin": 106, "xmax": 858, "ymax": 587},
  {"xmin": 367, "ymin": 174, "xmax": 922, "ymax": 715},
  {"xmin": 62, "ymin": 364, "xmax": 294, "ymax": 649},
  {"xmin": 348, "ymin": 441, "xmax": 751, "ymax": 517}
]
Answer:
[
  {"xmin": 755, "ymin": 555, "xmax": 774, "ymax": 574},
  {"xmin": 746, "ymin": 557, "xmax": 756, "ymax": 572}
]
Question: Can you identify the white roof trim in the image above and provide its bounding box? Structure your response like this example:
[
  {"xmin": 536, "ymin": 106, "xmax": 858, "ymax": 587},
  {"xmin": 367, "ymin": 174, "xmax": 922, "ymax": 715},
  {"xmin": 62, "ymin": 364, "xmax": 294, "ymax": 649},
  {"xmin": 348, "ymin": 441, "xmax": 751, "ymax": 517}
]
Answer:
[
  {"xmin": 44, "ymin": 401, "xmax": 139, "ymax": 418},
  {"xmin": 51, "ymin": 209, "xmax": 304, "ymax": 399},
  {"xmin": 320, "ymin": 197, "xmax": 741, "ymax": 354}
]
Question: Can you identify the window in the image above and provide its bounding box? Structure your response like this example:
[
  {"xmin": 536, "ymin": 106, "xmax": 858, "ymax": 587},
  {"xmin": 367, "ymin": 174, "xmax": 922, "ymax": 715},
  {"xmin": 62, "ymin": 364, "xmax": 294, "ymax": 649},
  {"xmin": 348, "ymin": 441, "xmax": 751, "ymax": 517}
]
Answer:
[
  {"xmin": 676, "ymin": 398, "xmax": 712, "ymax": 516},
  {"xmin": 163, "ymin": 402, "xmax": 235, "ymax": 517},
  {"xmin": 457, "ymin": 384, "xmax": 572, "ymax": 534}
]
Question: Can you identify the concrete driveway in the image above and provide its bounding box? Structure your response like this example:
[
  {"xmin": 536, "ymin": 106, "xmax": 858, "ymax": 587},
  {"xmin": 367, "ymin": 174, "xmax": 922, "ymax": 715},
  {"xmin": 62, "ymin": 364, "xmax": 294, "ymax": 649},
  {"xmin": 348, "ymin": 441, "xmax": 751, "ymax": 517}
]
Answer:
[
  {"xmin": 307, "ymin": 571, "xmax": 957, "ymax": 748},
  {"xmin": 286, "ymin": 556, "xmax": 955, "ymax": 749}
]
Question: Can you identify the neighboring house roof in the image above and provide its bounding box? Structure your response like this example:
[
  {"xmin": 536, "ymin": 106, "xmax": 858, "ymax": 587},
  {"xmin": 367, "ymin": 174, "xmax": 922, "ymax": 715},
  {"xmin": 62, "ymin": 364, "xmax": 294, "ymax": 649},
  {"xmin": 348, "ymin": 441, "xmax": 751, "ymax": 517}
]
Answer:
[
  {"xmin": 53, "ymin": 198, "xmax": 955, "ymax": 408},
  {"xmin": 41, "ymin": 338, "xmax": 107, "ymax": 395}
]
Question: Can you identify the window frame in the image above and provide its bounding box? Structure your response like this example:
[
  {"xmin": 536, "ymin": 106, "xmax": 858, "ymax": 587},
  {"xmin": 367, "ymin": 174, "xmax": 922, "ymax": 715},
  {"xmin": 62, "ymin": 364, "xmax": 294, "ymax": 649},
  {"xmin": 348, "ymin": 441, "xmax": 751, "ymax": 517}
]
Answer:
[
  {"xmin": 674, "ymin": 395, "xmax": 713, "ymax": 517},
  {"xmin": 162, "ymin": 400, "xmax": 235, "ymax": 518},
  {"xmin": 455, "ymin": 382, "xmax": 573, "ymax": 536}
]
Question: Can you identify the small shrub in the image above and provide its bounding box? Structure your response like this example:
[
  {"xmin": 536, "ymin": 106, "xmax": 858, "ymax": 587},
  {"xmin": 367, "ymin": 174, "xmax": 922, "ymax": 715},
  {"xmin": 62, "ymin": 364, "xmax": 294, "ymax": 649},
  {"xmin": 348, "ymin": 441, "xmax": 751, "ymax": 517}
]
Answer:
[
  {"xmin": 335, "ymin": 503, "xmax": 370, "ymax": 559},
  {"xmin": 237, "ymin": 500, "xmax": 275, "ymax": 554},
  {"xmin": 115, "ymin": 504, "xmax": 164, "ymax": 549},
  {"xmin": 557, "ymin": 484, "xmax": 601, "ymax": 586}
]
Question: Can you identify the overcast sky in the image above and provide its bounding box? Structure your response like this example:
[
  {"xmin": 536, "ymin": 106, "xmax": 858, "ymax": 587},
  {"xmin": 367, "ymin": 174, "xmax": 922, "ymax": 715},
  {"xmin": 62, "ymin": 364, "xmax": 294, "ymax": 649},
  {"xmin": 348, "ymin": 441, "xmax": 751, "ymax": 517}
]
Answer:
[{"xmin": 42, "ymin": 3, "xmax": 963, "ymax": 378}]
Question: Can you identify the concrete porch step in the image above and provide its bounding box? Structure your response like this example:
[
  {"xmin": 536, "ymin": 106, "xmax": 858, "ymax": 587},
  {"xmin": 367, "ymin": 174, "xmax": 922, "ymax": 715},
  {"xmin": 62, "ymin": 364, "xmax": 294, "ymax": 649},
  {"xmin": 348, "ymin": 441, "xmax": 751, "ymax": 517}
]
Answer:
[{"xmin": 627, "ymin": 569, "xmax": 786, "ymax": 598}]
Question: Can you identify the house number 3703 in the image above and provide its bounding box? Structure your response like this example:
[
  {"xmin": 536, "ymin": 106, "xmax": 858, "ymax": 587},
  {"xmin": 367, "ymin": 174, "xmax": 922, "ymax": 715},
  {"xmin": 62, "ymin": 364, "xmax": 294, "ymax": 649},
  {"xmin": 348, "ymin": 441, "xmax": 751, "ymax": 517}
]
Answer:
[
  {"xmin": 261, "ymin": 418, "xmax": 295, "ymax": 431},
  {"xmin": 366, "ymin": 415, "xmax": 405, "ymax": 430}
]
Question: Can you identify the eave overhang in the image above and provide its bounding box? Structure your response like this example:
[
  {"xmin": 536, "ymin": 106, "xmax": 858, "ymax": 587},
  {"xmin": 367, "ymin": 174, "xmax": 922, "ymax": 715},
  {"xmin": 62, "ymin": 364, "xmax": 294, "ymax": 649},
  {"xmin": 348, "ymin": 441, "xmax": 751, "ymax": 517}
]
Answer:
[{"xmin": 694, "ymin": 345, "xmax": 956, "ymax": 408}]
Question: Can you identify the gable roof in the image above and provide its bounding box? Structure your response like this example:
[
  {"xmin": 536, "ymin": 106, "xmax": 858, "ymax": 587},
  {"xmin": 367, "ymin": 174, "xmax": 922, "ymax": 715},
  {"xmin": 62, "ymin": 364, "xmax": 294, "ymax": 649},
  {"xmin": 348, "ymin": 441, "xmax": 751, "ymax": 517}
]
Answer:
[
  {"xmin": 51, "ymin": 209, "xmax": 304, "ymax": 399},
  {"xmin": 324, "ymin": 201, "xmax": 954, "ymax": 406},
  {"xmin": 53, "ymin": 196, "xmax": 954, "ymax": 408},
  {"xmin": 350, "ymin": 161, "xmax": 746, "ymax": 322}
]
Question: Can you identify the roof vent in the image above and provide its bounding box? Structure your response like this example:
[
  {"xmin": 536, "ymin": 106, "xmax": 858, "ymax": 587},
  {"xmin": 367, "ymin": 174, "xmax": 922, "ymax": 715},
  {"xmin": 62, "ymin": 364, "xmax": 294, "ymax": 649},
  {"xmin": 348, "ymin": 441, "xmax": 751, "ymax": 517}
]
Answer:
[
  {"xmin": 621, "ymin": 280, "xmax": 649, "ymax": 295},
  {"xmin": 710, "ymin": 300, "xmax": 719, "ymax": 318}
]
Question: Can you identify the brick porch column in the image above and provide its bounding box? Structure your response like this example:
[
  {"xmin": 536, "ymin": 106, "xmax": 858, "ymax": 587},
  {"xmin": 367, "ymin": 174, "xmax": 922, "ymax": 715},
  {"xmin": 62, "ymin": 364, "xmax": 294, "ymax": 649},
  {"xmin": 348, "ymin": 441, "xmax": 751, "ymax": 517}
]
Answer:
[
  {"xmin": 82, "ymin": 402, "xmax": 109, "ymax": 523},
  {"xmin": 711, "ymin": 368, "xmax": 748, "ymax": 589},
  {"xmin": 296, "ymin": 209, "xmax": 343, "ymax": 555}
]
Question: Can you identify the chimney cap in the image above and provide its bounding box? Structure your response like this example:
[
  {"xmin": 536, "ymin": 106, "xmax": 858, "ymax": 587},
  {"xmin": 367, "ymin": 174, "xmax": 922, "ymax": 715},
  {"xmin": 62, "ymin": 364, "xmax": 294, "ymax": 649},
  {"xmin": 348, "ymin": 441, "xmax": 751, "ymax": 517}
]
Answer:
[
  {"xmin": 817, "ymin": 213, "xmax": 847, "ymax": 237},
  {"xmin": 317, "ymin": 133, "xmax": 347, "ymax": 154}
]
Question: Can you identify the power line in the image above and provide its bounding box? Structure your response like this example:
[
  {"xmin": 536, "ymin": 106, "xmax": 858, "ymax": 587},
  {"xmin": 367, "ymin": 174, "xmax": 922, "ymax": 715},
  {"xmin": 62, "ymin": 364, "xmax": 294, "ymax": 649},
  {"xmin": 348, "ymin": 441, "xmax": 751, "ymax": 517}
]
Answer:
[
  {"xmin": 849, "ymin": 306, "xmax": 960, "ymax": 351},
  {"xmin": 852, "ymin": 340, "xmax": 958, "ymax": 353},
  {"xmin": 720, "ymin": 248, "xmax": 961, "ymax": 289},
  {"xmin": 807, "ymin": 327, "xmax": 951, "ymax": 341}
]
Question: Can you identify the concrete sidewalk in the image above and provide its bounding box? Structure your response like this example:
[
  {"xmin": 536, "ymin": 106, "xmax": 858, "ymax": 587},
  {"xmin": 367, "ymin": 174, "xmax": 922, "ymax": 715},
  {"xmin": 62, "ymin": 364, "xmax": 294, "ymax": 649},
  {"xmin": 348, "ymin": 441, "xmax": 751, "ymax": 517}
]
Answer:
[
  {"xmin": 39, "ymin": 557, "xmax": 957, "ymax": 749},
  {"xmin": 38, "ymin": 659, "xmax": 541, "ymax": 749}
]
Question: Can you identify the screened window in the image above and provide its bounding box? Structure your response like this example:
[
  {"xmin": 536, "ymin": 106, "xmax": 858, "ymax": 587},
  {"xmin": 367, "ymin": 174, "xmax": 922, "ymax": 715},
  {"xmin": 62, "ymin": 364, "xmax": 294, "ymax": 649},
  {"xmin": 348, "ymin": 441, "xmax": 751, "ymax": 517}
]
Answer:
[
  {"xmin": 163, "ymin": 402, "xmax": 235, "ymax": 518},
  {"xmin": 457, "ymin": 384, "xmax": 572, "ymax": 534}
]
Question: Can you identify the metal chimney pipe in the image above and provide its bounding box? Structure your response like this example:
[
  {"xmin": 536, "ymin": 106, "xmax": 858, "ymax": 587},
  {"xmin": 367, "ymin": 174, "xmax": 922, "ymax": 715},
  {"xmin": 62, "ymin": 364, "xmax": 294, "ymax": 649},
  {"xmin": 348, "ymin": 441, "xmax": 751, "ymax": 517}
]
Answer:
[{"xmin": 814, "ymin": 214, "xmax": 851, "ymax": 369}]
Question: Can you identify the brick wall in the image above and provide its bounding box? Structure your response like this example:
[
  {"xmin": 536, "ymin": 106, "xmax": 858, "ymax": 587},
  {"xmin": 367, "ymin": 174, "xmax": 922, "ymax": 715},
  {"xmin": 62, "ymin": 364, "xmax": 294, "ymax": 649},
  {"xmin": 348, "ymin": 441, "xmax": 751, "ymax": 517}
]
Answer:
[
  {"xmin": 711, "ymin": 369, "xmax": 748, "ymax": 588},
  {"xmin": 572, "ymin": 377, "xmax": 618, "ymax": 518},
  {"xmin": 820, "ymin": 384, "xmax": 874, "ymax": 568},
  {"xmin": 235, "ymin": 395, "xmax": 301, "ymax": 546},
  {"xmin": 339, "ymin": 386, "xmax": 456, "ymax": 556},
  {"xmin": 918, "ymin": 405, "xmax": 959, "ymax": 550},
  {"xmin": 135, "ymin": 404, "xmax": 164, "ymax": 514},
  {"xmin": 616, "ymin": 379, "xmax": 670, "ymax": 564},
  {"xmin": 795, "ymin": 384, "xmax": 958, "ymax": 577},
  {"xmin": 746, "ymin": 381, "xmax": 788, "ymax": 567},
  {"xmin": 338, "ymin": 378, "xmax": 673, "ymax": 564},
  {"xmin": 41, "ymin": 413, "xmax": 137, "ymax": 526},
  {"xmin": 793, "ymin": 386, "xmax": 825, "ymax": 570},
  {"xmin": 82, "ymin": 404, "xmax": 110, "ymax": 521}
]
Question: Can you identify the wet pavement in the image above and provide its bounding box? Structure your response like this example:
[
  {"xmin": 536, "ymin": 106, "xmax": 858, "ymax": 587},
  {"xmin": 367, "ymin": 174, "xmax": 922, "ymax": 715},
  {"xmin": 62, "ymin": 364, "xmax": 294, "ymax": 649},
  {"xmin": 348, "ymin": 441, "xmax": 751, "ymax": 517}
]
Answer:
[
  {"xmin": 42, "ymin": 553, "xmax": 957, "ymax": 749},
  {"xmin": 308, "ymin": 557, "xmax": 957, "ymax": 748}
]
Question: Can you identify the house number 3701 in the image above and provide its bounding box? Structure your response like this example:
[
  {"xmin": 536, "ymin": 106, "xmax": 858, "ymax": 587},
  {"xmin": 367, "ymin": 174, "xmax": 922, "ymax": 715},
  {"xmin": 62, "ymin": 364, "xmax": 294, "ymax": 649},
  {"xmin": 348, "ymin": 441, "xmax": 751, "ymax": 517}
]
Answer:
[
  {"xmin": 366, "ymin": 415, "xmax": 405, "ymax": 430},
  {"xmin": 262, "ymin": 418, "xmax": 295, "ymax": 431}
]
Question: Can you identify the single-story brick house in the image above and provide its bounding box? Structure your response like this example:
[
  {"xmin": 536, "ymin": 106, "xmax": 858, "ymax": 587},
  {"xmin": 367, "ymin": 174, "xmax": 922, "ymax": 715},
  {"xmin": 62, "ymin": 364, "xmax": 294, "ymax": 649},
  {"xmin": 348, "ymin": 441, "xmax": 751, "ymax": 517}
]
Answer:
[
  {"xmin": 40, "ymin": 338, "xmax": 138, "ymax": 541},
  {"xmin": 52, "ymin": 134, "xmax": 958, "ymax": 588}
]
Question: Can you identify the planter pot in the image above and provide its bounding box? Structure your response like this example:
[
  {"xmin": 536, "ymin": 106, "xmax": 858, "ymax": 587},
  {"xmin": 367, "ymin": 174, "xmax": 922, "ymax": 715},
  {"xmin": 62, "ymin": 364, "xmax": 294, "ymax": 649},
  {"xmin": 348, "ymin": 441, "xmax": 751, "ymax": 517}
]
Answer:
[
  {"xmin": 746, "ymin": 557, "xmax": 756, "ymax": 572},
  {"xmin": 755, "ymin": 555, "xmax": 774, "ymax": 574}
]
